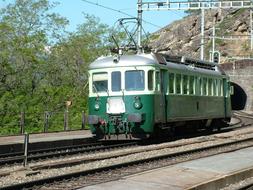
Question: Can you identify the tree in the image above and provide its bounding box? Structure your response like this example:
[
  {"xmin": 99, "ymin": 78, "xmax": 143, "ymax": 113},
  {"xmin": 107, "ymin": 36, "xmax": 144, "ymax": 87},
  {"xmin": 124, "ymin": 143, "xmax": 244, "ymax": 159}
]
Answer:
[
  {"xmin": 0, "ymin": 1, "xmax": 127, "ymax": 134},
  {"xmin": 0, "ymin": 0, "xmax": 68, "ymax": 98},
  {"xmin": 0, "ymin": 0, "xmax": 68, "ymax": 132}
]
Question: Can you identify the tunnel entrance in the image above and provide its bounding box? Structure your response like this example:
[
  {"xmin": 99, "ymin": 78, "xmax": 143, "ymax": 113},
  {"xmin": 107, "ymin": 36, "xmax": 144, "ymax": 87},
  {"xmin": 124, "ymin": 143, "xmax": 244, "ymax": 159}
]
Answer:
[{"xmin": 231, "ymin": 82, "xmax": 247, "ymax": 110}]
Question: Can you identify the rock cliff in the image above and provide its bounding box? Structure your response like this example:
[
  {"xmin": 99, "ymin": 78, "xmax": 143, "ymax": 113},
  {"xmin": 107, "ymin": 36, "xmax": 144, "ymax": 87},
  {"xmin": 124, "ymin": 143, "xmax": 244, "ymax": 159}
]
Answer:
[{"xmin": 148, "ymin": 9, "xmax": 252, "ymax": 63}]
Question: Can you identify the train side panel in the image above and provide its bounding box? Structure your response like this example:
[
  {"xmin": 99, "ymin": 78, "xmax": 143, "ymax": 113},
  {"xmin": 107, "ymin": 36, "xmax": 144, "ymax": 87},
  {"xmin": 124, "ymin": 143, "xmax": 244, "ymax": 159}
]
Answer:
[{"xmin": 166, "ymin": 95, "xmax": 227, "ymax": 121}]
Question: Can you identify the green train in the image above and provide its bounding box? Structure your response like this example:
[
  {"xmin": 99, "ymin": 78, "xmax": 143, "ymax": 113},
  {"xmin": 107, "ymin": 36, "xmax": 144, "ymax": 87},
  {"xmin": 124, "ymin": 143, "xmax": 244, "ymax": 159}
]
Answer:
[{"xmin": 87, "ymin": 53, "xmax": 232, "ymax": 140}]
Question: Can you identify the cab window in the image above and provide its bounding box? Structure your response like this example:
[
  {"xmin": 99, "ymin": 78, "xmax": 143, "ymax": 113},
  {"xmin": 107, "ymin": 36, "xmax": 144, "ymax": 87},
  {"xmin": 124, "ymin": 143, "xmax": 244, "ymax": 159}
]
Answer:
[
  {"xmin": 92, "ymin": 72, "xmax": 108, "ymax": 92},
  {"xmin": 125, "ymin": 70, "xmax": 145, "ymax": 91},
  {"xmin": 111, "ymin": 71, "xmax": 121, "ymax": 92}
]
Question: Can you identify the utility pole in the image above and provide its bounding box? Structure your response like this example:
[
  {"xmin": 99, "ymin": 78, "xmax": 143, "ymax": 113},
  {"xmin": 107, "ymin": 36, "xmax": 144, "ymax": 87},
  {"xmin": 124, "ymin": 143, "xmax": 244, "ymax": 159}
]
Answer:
[
  {"xmin": 210, "ymin": 26, "xmax": 217, "ymax": 61},
  {"xmin": 250, "ymin": 9, "xmax": 253, "ymax": 50},
  {"xmin": 200, "ymin": 8, "xmax": 205, "ymax": 60},
  {"xmin": 212, "ymin": 26, "xmax": 215, "ymax": 56},
  {"xmin": 137, "ymin": 0, "xmax": 143, "ymax": 53}
]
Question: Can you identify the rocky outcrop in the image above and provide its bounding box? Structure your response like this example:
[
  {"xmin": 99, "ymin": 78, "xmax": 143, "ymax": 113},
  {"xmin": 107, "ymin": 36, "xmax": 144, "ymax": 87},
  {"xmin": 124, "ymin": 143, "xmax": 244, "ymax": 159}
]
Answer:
[{"xmin": 149, "ymin": 9, "xmax": 252, "ymax": 63}]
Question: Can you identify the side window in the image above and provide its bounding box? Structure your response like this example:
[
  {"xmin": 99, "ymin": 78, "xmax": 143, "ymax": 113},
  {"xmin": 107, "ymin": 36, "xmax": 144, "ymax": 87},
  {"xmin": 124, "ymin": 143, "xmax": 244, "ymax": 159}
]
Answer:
[
  {"xmin": 220, "ymin": 80, "xmax": 224, "ymax": 96},
  {"xmin": 217, "ymin": 81, "xmax": 219, "ymax": 96},
  {"xmin": 148, "ymin": 70, "xmax": 154, "ymax": 91},
  {"xmin": 214, "ymin": 79, "xmax": 217, "ymax": 96},
  {"xmin": 183, "ymin": 75, "xmax": 188, "ymax": 95},
  {"xmin": 208, "ymin": 78, "xmax": 212, "ymax": 96},
  {"xmin": 169, "ymin": 73, "xmax": 175, "ymax": 94},
  {"xmin": 189, "ymin": 76, "xmax": 194, "ymax": 95},
  {"xmin": 203, "ymin": 78, "xmax": 207, "ymax": 96},
  {"xmin": 199, "ymin": 77, "xmax": 202, "ymax": 95},
  {"xmin": 111, "ymin": 71, "xmax": 121, "ymax": 92},
  {"xmin": 155, "ymin": 71, "xmax": 160, "ymax": 92},
  {"xmin": 160, "ymin": 71, "xmax": 165, "ymax": 93},
  {"xmin": 176, "ymin": 74, "xmax": 181, "ymax": 94}
]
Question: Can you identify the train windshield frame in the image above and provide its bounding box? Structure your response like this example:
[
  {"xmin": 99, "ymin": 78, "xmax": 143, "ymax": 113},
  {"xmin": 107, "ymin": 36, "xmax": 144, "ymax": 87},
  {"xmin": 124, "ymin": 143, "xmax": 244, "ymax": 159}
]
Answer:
[
  {"xmin": 125, "ymin": 70, "xmax": 145, "ymax": 91},
  {"xmin": 92, "ymin": 72, "xmax": 108, "ymax": 93},
  {"xmin": 111, "ymin": 71, "xmax": 121, "ymax": 92}
]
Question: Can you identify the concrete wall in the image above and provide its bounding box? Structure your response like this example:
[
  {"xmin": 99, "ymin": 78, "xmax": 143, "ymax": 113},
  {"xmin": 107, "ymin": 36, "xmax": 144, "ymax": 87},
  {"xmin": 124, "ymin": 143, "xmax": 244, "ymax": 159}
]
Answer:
[{"xmin": 220, "ymin": 60, "xmax": 253, "ymax": 111}]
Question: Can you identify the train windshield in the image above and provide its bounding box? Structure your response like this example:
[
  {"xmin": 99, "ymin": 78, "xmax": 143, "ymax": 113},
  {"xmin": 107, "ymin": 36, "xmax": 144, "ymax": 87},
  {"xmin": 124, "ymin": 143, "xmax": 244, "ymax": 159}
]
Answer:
[
  {"xmin": 111, "ymin": 71, "xmax": 121, "ymax": 92},
  {"xmin": 92, "ymin": 72, "xmax": 108, "ymax": 92},
  {"xmin": 125, "ymin": 70, "xmax": 145, "ymax": 91}
]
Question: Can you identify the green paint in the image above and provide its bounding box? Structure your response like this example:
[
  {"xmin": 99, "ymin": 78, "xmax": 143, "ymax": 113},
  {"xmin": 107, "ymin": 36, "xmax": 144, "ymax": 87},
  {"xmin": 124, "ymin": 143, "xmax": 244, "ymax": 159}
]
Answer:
[{"xmin": 88, "ymin": 95, "xmax": 154, "ymax": 137}]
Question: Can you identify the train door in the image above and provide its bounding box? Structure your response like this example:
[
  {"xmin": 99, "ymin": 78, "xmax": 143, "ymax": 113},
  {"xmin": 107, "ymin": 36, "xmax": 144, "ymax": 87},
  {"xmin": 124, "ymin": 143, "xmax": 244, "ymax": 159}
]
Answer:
[
  {"xmin": 223, "ymin": 78, "xmax": 231, "ymax": 118},
  {"xmin": 161, "ymin": 69, "xmax": 167, "ymax": 123},
  {"xmin": 154, "ymin": 69, "xmax": 166, "ymax": 123}
]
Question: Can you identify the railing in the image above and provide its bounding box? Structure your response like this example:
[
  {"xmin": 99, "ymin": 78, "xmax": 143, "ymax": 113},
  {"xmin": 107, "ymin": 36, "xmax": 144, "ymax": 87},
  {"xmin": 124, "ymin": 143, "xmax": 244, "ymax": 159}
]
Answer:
[
  {"xmin": 141, "ymin": 0, "xmax": 253, "ymax": 11},
  {"xmin": 0, "ymin": 111, "xmax": 87, "ymax": 136}
]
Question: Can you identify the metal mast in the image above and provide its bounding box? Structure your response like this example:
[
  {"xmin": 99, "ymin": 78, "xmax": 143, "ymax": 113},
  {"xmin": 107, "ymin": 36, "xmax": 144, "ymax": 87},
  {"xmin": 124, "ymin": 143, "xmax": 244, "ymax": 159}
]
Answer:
[
  {"xmin": 251, "ymin": 8, "xmax": 253, "ymax": 50},
  {"xmin": 212, "ymin": 26, "xmax": 216, "ymax": 61},
  {"xmin": 137, "ymin": 0, "xmax": 143, "ymax": 53},
  {"xmin": 140, "ymin": 0, "xmax": 253, "ymax": 60},
  {"xmin": 200, "ymin": 8, "xmax": 205, "ymax": 60}
]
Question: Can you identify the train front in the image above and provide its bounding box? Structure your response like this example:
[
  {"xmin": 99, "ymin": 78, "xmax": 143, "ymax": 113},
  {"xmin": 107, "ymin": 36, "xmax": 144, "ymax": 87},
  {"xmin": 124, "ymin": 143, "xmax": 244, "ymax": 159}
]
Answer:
[{"xmin": 87, "ymin": 54, "xmax": 156, "ymax": 140}]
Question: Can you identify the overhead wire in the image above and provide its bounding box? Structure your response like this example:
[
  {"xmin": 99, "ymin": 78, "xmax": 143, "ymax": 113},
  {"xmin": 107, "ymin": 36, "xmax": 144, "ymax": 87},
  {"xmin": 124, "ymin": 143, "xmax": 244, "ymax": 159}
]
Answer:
[
  {"xmin": 82, "ymin": 0, "xmax": 133, "ymax": 17},
  {"xmin": 82, "ymin": 0, "xmax": 162, "ymax": 29}
]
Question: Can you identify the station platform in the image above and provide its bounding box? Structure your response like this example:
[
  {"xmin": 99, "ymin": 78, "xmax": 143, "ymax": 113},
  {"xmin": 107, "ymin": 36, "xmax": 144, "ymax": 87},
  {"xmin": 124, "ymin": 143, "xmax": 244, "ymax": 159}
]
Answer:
[
  {"xmin": 80, "ymin": 146, "xmax": 253, "ymax": 190},
  {"xmin": 0, "ymin": 130, "xmax": 93, "ymax": 154}
]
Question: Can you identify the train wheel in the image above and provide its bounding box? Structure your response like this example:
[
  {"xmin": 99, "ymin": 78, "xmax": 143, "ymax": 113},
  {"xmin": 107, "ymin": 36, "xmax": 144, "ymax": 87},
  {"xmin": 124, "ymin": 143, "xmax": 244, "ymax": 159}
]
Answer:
[{"xmin": 211, "ymin": 119, "xmax": 229, "ymax": 131}]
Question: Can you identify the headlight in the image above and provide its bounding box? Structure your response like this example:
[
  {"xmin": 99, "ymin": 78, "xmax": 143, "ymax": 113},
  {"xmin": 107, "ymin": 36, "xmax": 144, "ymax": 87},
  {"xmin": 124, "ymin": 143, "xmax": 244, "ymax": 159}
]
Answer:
[
  {"xmin": 133, "ymin": 96, "xmax": 142, "ymax": 109},
  {"xmin": 134, "ymin": 102, "xmax": 142, "ymax": 109},
  {"xmin": 94, "ymin": 103, "xmax": 100, "ymax": 111}
]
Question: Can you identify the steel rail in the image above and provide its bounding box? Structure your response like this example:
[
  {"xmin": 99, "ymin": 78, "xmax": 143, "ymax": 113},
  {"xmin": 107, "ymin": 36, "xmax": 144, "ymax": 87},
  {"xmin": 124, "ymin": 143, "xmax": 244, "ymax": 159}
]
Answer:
[
  {"xmin": 1, "ymin": 111, "xmax": 250, "ymax": 165},
  {"xmin": 234, "ymin": 111, "xmax": 253, "ymax": 120},
  {"xmin": 0, "ymin": 141, "xmax": 137, "ymax": 165},
  {"xmin": 2, "ymin": 134, "xmax": 253, "ymax": 190},
  {"xmin": 0, "ymin": 140, "xmax": 99, "ymax": 159}
]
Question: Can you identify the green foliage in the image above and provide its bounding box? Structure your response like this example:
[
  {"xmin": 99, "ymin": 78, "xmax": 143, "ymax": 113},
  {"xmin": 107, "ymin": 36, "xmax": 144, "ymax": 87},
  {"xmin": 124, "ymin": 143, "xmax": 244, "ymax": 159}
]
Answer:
[
  {"xmin": 0, "ymin": 0, "xmax": 118, "ymax": 135},
  {"xmin": 149, "ymin": 34, "xmax": 160, "ymax": 41}
]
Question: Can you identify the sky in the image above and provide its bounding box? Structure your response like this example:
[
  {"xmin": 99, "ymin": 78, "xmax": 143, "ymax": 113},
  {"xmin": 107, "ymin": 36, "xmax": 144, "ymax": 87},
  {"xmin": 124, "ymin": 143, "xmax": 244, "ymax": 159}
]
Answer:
[{"xmin": 0, "ymin": 0, "xmax": 186, "ymax": 33}]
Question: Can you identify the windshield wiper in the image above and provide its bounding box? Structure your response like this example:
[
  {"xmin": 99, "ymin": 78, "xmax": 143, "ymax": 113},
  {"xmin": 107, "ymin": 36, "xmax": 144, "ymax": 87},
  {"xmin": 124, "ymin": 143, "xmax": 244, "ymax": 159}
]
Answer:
[
  {"xmin": 93, "ymin": 84, "xmax": 110, "ymax": 97},
  {"xmin": 93, "ymin": 84, "xmax": 99, "ymax": 98}
]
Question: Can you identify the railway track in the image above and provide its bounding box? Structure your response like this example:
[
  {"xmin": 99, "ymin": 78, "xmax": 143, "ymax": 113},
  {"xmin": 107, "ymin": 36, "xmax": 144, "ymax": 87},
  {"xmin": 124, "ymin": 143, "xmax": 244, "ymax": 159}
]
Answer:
[
  {"xmin": 0, "ymin": 141, "xmax": 138, "ymax": 166},
  {"xmin": 0, "ymin": 116, "xmax": 245, "ymax": 167},
  {"xmin": 234, "ymin": 111, "xmax": 253, "ymax": 120},
  {"xmin": 0, "ymin": 112, "xmax": 252, "ymax": 189},
  {"xmin": 224, "ymin": 111, "xmax": 253, "ymax": 130},
  {"xmin": 0, "ymin": 112, "xmax": 246, "ymax": 167},
  {"xmin": 1, "ymin": 120, "xmax": 253, "ymax": 190}
]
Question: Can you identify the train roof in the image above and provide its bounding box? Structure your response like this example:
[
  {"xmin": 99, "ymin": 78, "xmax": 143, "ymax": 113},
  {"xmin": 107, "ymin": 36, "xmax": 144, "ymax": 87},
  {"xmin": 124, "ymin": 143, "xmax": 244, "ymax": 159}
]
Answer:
[
  {"xmin": 89, "ymin": 53, "xmax": 156, "ymax": 68},
  {"xmin": 89, "ymin": 53, "xmax": 226, "ymax": 77}
]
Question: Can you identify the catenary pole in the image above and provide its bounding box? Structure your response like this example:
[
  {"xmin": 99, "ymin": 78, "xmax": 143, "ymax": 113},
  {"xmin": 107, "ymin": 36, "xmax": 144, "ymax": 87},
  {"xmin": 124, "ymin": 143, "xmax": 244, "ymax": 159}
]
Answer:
[
  {"xmin": 137, "ymin": 0, "xmax": 143, "ymax": 53},
  {"xmin": 201, "ymin": 8, "xmax": 205, "ymax": 60}
]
